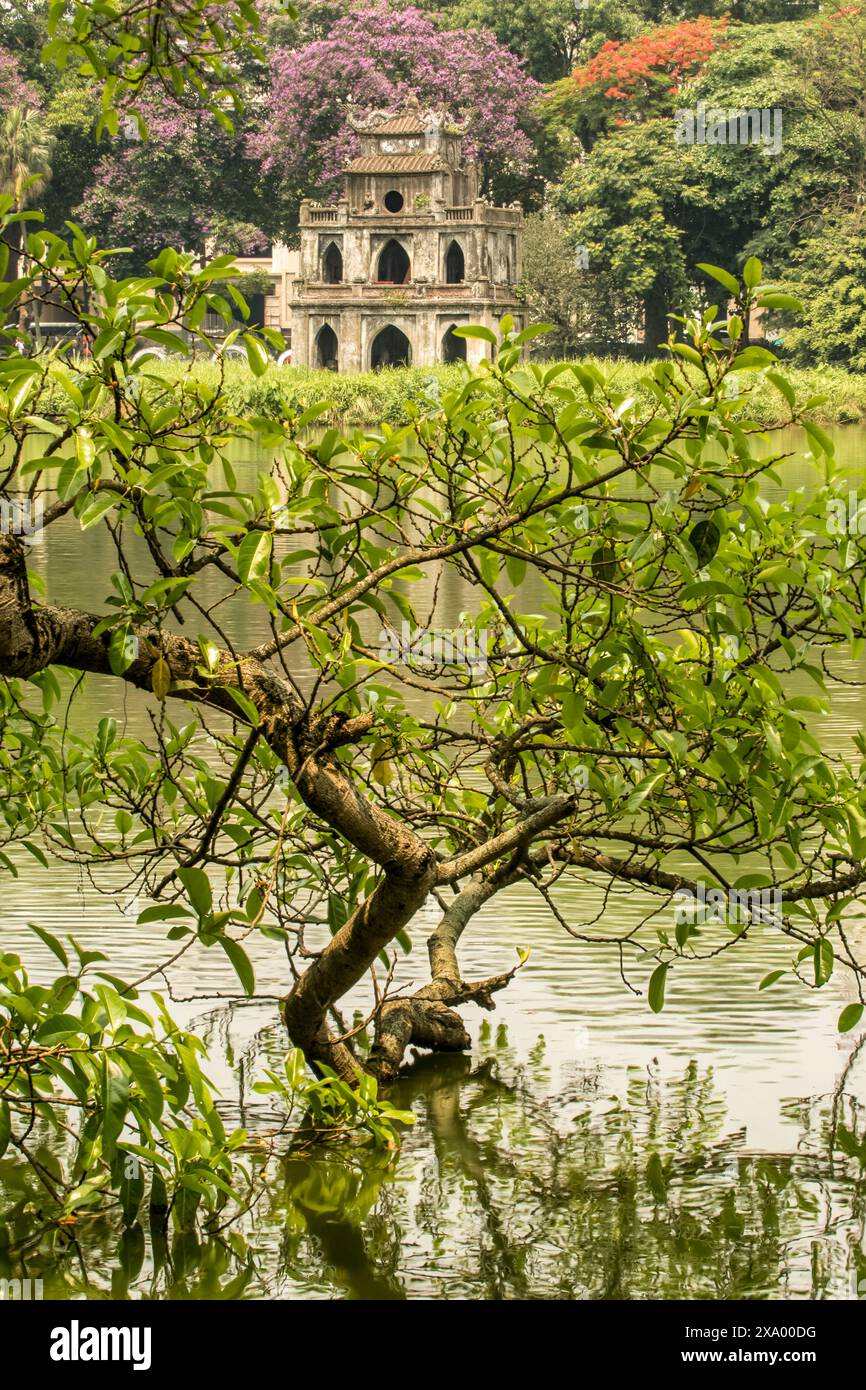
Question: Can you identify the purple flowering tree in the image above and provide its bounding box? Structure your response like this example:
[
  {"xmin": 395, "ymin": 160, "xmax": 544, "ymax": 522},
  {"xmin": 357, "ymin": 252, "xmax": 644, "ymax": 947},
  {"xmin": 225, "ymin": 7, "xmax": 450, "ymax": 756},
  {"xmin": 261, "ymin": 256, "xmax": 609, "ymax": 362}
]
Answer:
[
  {"xmin": 76, "ymin": 102, "xmax": 272, "ymax": 273},
  {"xmin": 0, "ymin": 48, "xmax": 41, "ymax": 113},
  {"xmin": 253, "ymin": 4, "xmax": 541, "ymax": 217}
]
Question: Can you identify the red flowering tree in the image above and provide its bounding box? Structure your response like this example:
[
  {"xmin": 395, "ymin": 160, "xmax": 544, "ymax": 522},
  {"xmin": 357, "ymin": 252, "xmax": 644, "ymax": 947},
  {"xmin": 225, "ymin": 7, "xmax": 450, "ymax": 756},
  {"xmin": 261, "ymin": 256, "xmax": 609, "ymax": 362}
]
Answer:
[
  {"xmin": 545, "ymin": 16, "xmax": 730, "ymax": 146},
  {"xmin": 576, "ymin": 17, "xmax": 729, "ymax": 101}
]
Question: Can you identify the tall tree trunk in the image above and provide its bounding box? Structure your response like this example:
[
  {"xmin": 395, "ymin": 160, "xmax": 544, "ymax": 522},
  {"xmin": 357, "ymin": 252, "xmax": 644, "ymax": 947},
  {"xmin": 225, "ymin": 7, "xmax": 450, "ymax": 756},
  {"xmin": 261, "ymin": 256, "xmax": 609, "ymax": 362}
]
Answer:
[
  {"xmin": 17, "ymin": 220, "xmax": 28, "ymax": 336},
  {"xmin": 643, "ymin": 285, "xmax": 670, "ymax": 354}
]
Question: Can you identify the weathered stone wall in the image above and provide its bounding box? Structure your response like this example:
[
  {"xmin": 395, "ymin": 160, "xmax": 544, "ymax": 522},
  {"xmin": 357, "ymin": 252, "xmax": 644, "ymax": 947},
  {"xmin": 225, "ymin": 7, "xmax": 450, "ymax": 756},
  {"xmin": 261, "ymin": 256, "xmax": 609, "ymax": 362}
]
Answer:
[{"xmin": 290, "ymin": 105, "xmax": 523, "ymax": 371}]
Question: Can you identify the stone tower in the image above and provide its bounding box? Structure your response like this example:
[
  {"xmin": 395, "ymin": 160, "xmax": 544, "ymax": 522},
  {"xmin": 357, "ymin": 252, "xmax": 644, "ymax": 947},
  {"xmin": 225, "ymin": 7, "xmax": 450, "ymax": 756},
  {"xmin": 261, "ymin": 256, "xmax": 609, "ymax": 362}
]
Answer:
[{"xmin": 291, "ymin": 100, "xmax": 523, "ymax": 372}]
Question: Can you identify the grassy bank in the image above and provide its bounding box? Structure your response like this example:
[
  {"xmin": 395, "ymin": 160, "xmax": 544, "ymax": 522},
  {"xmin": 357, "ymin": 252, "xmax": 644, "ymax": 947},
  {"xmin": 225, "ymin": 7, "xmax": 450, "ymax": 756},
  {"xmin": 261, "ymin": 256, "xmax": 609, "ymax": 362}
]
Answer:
[{"xmin": 149, "ymin": 358, "xmax": 866, "ymax": 429}]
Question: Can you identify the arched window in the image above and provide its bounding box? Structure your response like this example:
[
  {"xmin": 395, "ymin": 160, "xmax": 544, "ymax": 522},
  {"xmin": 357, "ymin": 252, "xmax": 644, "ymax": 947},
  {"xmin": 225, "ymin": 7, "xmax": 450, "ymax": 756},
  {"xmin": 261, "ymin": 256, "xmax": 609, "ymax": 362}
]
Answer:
[
  {"xmin": 445, "ymin": 240, "xmax": 465, "ymax": 284},
  {"xmin": 322, "ymin": 242, "xmax": 342, "ymax": 284},
  {"xmin": 315, "ymin": 324, "xmax": 338, "ymax": 371},
  {"xmin": 442, "ymin": 325, "xmax": 467, "ymax": 363},
  {"xmin": 371, "ymin": 325, "xmax": 411, "ymax": 369},
  {"xmin": 376, "ymin": 239, "xmax": 410, "ymax": 284}
]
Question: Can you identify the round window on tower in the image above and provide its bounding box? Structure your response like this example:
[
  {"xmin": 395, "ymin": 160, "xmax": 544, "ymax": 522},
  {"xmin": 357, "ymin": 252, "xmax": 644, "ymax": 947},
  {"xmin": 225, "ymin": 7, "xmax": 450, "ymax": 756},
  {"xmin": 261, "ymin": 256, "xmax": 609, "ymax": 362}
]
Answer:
[{"xmin": 384, "ymin": 190, "xmax": 405, "ymax": 213}]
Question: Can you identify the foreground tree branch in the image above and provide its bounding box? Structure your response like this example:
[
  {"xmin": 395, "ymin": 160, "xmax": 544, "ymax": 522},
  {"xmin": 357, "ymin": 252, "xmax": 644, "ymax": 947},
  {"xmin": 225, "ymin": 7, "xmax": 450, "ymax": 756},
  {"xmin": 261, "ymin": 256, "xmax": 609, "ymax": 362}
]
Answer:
[{"xmin": 2, "ymin": 220, "xmax": 866, "ymax": 1125}]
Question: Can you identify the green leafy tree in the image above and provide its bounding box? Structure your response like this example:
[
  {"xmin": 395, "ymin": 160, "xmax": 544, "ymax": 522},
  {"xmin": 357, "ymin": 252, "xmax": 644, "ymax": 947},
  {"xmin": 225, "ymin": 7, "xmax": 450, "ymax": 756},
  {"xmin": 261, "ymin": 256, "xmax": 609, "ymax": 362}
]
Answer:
[
  {"xmin": 784, "ymin": 208, "xmax": 866, "ymax": 368},
  {"xmin": 554, "ymin": 119, "xmax": 715, "ymax": 347},
  {"xmin": 685, "ymin": 17, "xmax": 848, "ymax": 264},
  {"xmin": 3, "ymin": 0, "xmax": 866, "ymax": 1250},
  {"xmin": 545, "ymin": 14, "xmax": 730, "ymax": 148},
  {"xmin": 411, "ymin": 0, "xmax": 816, "ymax": 82},
  {"xmin": 75, "ymin": 103, "xmax": 274, "ymax": 273},
  {"xmin": 40, "ymin": 0, "xmax": 287, "ymax": 137},
  {"xmin": 549, "ymin": 8, "xmax": 866, "ymax": 355},
  {"xmin": 517, "ymin": 210, "xmax": 631, "ymax": 353},
  {"xmin": 0, "ymin": 105, "xmax": 52, "ymax": 208},
  {"xmin": 39, "ymin": 80, "xmax": 101, "ymax": 234},
  {"xmin": 422, "ymin": 0, "xmax": 644, "ymax": 82},
  {"xmin": 3, "ymin": 214, "xmax": 866, "ymax": 1175},
  {"xmin": 0, "ymin": 103, "xmax": 52, "ymax": 329}
]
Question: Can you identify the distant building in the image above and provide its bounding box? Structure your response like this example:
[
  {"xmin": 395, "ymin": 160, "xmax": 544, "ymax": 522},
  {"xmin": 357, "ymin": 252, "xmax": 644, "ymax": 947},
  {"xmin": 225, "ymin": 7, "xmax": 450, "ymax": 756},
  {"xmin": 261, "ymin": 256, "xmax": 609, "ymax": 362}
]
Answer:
[
  {"xmin": 286, "ymin": 99, "xmax": 523, "ymax": 371},
  {"xmin": 15, "ymin": 100, "xmax": 523, "ymax": 368},
  {"xmin": 229, "ymin": 242, "xmax": 300, "ymax": 340}
]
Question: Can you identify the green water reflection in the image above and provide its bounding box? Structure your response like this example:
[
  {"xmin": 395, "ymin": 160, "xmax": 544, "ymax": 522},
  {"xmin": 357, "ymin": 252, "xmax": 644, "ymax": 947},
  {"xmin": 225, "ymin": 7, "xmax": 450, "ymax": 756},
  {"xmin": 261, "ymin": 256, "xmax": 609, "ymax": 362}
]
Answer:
[{"xmin": 2, "ymin": 1040, "xmax": 865, "ymax": 1299}]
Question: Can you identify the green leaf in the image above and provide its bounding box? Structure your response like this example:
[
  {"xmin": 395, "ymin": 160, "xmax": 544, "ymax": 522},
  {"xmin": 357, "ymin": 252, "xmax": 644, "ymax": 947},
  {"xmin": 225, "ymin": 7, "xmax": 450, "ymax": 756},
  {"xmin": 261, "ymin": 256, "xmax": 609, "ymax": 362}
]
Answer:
[
  {"xmin": 243, "ymin": 334, "xmax": 269, "ymax": 377},
  {"xmin": 139, "ymin": 327, "xmax": 185, "ymax": 358},
  {"xmin": 219, "ymin": 937, "xmax": 255, "ymax": 996},
  {"xmin": 757, "ymin": 293, "xmax": 802, "ymax": 312},
  {"xmin": 370, "ymin": 739, "xmax": 395, "ymax": 787},
  {"xmin": 758, "ymin": 970, "xmax": 786, "ymax": 991},
  {"xmin": 224, "ymin": 687, "xmax": 260, "ymax": 726},
  {"xmin": 742, "ymin": 256, "xmax": 763, "ymax": 289},
  {"xmin": 36, "ymin": 1014, "xmax": 85, "ymax": 1043},
  {"xmin": 591, "ymin": 544, "xmax": 617, "ymax": 584},
  {"xmin": 178, "ymin": 866, "xmax": 213, "ymax": 919},
  {"xmin": 237, "ymin": 530, "xmax": 272, "ymax": 585},
  {"xmin": 140, "ymin": 576, "xmax": 192, "ymax": 607},
  {"xmin": 688, "ymin": 519, "xmax": 721, "ymax": 566},
  {"xmin": 671, "ymin": 343, "xmax": 704, "ymax": 368},
  {"xmin": 0, "ymin": 1098, "xmax": 11, "ymax": 1159},
  {"xmin": 814, "ymin": 937, "xmax": 834, "ymax": 987},
  {"xmin": 513, "ymin": 323, "xmax": 555, "ymax": 346},
  {"xmin": 118, "ymin": 1048, "xmax": 164, "ymax": 1121},
  {"xmin": 451, "ymin": 325, "xmax": 496, "ymax": 344},
  {"xmin": 648, "ymin": 962, "xmax": 668, "ymax": 1013},
  {"xmin": 285, "ymin": 1047, "xmax": 306, "ymax": 1088},
  {"xmin": 838, "ymin": 1003, "xmax": 864, "ymax": 1034},
  {"xmin": 136, "ymin": 905, "xmax": 194, "ymax": 924},
  {"xmin": 78, "ymin": 490, "xmax": 118, "ymax": 530},
  {"xmin": 731, "ymin": 346, "xmax": 776, "ymax": 370},
  {"xmin": 24, "ymin": 921, "xmax": 69, "ymax": 967},
  {"xmin": 75, "ymin": 429, "xmax": 96, "ymax": 471},
  {"xmin": 109, "ymin": 627, "xmax": 137, "ymax": 675},
  {"xmin": 102, "ymin": 1064, "xmax": 129, "ymax": 1159},
  {"xmin": 625, "ymin": 770, "xmax": 666, "ymax": 812},
  {"xmin": 766, "ymin": 372, "xmax": 795, "ymax": 409},
  {"xmin": 803, "ymin": 421, "xmax": 834, "ymax": 460},
  {"xmin": 96, "ymin": 984, "xmax": 127, "ymax": 1031},
  {"xmin": 151, "ymin": 656, "xmax": 171, "ymax": 701},
  {"xmin": 696, "ymin": 263, "xmax": 740, "ymax": 298}
]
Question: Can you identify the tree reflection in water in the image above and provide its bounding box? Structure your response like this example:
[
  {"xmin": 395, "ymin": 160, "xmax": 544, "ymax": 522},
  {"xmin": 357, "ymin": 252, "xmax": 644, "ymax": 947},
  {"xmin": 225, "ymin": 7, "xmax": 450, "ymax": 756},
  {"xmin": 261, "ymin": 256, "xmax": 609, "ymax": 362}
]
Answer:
[
  {"xmin": 270, "ymin": 1038, "xmax": 866, "ymax": 1301},
  {"xmin": 1, "ymin": 1035, "xmax": 864, "ymax": 1300}
]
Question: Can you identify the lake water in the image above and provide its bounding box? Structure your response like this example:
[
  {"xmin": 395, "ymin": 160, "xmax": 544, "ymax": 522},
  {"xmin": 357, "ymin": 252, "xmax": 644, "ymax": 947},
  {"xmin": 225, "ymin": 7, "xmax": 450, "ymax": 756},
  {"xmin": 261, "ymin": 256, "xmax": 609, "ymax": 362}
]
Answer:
[{"xmin": 2, "ymin": 423, "xmax": 866, "ymax": 1299}]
